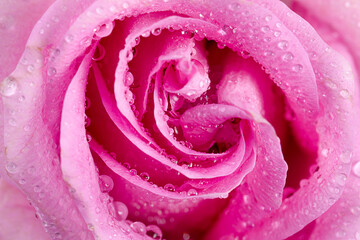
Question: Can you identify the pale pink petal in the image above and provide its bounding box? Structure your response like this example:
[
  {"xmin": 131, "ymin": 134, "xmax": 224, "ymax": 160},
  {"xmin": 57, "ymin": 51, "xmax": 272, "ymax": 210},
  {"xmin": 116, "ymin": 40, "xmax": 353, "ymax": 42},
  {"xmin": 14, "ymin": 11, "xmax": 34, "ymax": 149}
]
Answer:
[
  {"xmin": 0, "ymin": 0, "xmax": 55, "ymax": 79},
  {"xmin": 0, "ymin": 179, "xmax": 50, "ymax": 240}
]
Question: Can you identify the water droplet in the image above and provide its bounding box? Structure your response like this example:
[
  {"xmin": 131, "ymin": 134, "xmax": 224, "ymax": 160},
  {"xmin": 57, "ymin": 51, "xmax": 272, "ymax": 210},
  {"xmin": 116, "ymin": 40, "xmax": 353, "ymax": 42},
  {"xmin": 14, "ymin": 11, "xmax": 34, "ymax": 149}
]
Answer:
[
  {"xmin": 264, "ymin": 51, "xmax": 274, "ymax": 57},
  {"xmin": 141, "ymin": 31, "xmax": 150, "ymax": 38},
  {"xmin": 85, "ymin": 97, "xmax": 91, "ymax": 110},
  {"xmin": 65, "ymin": 34, "xmax": 74, "ymax": 43},
  {"xmin": 84, "ymin": 115, "xmax": 91, "ymax": 127},
  {"xmin": 6, "ymin": 162, "xmax": 18, "ymax": 174},
  {"xmin": 124, "ymin": 72, "xmax": 134, "ymax": 86},
  {"xmin": 340, "ymin": 150, "xmax": 352, "ymax": 163},
  {"xmin": 151, "ymin": 28, "xmax": 162, "ymax": 36},
  {"xmin": 277, "ymin": 40, "xmax": 288, "ymax": 50},
  {"xmin": 261, "ymin": 26, "xmax": 270, "ymax": 33},
  {"xmin": 164, "ymin": 184, "xmax": 175, "ymax": 192},
  {"xmin": 282, "ymin": 52, "xmax": 294, "ymax": 62},
  {"xmin": 99, "ymin": 175, "xmax": 114, "ymax": 193},
  {"xmin": 86, "ymin": 134, "xmax": 92, "ymax": 142},
  {"xmin": 187, "ymin": 189, "xmax": 198, "ymax": 196},
  {"xmin": 140, "ymin": 172, "xmax": 150, "ymax": 181},
  {"xmin": 134, "ymin": 37, "xmax": 140, "ymax": 45},
  {"xmin": 94, "ymin": 21, "xmax": 114, "ymax": 39},
  {"xmin": 265, "ymin": 15, "xmax": 272, "ymax": 22},
  {"xmin": 353, "ymin": 162, "xmax": 360, "ymax": 177},
  {"xmin": 334, "ymin": 173, "xmax": 347, "ymax": 186},
  {"xmin": 27, "ymin": 64, "xmax": 35, "ymax": 73},
  {"xmin": 130, "ymin": 222, "xmax": 146, "ymax": 235},
  {"xmin": 92, "ymin": 44, "xmax": 105, "ymax": 61},
  {"xmin": 183, "ymin": 233, "xmax": 190, "ymax": 240},
  {"xmin": 291, "ymin": 64, "xmax": 303, "ymax": 72},
  {"xmin": 0, "ymin": 77, "xmax": 17, "ymax": 97},
  {"xmin": 273, "ymin": 31, "xmax": 281, "ymax": 37},
  {"xmin": 47, "ymin": 67, "xmax": 57, "ymax": 76},
  {"xmin": 339, "ymin": 89, "xmax": 350, "ymax": 99},
  {"xmin": 129, "ymin": 169, "xmax": 137, "ymax": 176},
  {"xmin": 113, "ymin": 201, "xmax": 128, "ymax": 221},
  {"xmin": 125, "ymin": 90, "xmax": 134, "ymax": 104},
  {"xmin": 146, "ymin": 225, "xmax": 163, "ymax": 239}
]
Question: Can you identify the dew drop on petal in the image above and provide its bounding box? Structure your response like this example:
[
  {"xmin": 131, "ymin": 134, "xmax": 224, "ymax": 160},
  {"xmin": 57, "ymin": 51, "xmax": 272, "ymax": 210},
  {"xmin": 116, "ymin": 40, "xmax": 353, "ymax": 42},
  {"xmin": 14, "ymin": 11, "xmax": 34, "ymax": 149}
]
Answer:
[
  {"xmin": 339, "ymin": 89, "xmax": 350, "ymax": 99},
  {"xmin": 47, "ymin": 67, "xmax": 57, "ymax": 76},
  {"xmin": 94, "ymin": 21, "xmax": 114, "ymax": 39},
  {"xmin": 5, "ymin": 162, "xmax": 18, "ymax": 174},
  {"xmin": 151, "ymin": 28, "xmax": 162, "ymax": 36},
  {"xmin": 353, "ymin": 162, "xmax": 360, "ymax": 177},
  {"xmin": 113, "ymin": 201, "xmax": 128, "ymax": 221},
  {"xmin": 130, "ymin": 221, "xmax": 146, "ymax": 235},
  {"xmin": 277, "ymin": 40, "xmax": 288, "ymax": 50},
  {"xmin": 282, "ymin": 52, "xmax": 294, "ymax": 62},
  {"xmin": 99, "ymin": 175, "xmax": 114, "ymax": 193},
  {"xmin": 140, "ymin": 172, "xmax": 150, "ymax": 181},
  {"xmin": 0, "ymin": 77, "xmax": 17, "ymax": 97},
  {"xmin": 146, "ymin": 225, "xmax": 163, "ymax": 239},
  {"xmin": 124, "ymin": 71, "xmax": 134, "ymax": 86},
  {"xmin": 164, "ymin": 184, "xmax": 175, "ymax": 192},
  {"xmin": 187, "ymin": 189, "xmax": 198, "ymax": 196},
  {"xmin": 291, "ymin": 64, "xmax": 303, "ymax": 72}
]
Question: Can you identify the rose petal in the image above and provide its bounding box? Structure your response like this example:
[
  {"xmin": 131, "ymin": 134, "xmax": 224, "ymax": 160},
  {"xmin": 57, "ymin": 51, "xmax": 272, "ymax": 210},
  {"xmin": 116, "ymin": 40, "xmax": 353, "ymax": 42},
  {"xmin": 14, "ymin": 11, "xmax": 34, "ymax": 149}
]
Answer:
[
  {"xmin": 0, "ymin": 0, "xmax": 55, "ymax": 79},
  {"xmin": 0, "ymin": 179, "xmax": 50, "ymax": 240}
]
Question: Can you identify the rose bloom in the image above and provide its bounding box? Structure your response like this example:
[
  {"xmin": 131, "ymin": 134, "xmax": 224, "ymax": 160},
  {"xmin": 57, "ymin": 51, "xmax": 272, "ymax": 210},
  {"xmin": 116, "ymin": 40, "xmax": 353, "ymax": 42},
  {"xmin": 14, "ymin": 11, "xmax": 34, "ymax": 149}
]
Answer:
[{"xmin": 0, "ymin": 0, "xmax": 360, "ymax": 239}]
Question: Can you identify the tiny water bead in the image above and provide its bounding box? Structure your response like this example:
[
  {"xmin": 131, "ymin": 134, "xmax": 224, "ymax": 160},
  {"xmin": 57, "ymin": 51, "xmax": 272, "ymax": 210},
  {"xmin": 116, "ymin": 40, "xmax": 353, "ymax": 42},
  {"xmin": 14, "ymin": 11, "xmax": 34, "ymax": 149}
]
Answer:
[
  {"xmin": 99, "ymin": 175, "xmax": 114, "ymax": 193},
  {"xmin": 282, "ymin": 52, "xmax": 294, "ymax": 62},
  {"xmin": 0, "ymin": 77, "xmax": 17, "ymax": 97},
  {"xmin": 113, "ymin": 201, "xmax": 128, "ymax": 221},
  {"xmin": 47, "ymin": 67, "xmax": 57, "ymax": 77},
  {"xmin": 5, "ymin": 162, "xmax": 18, "ymax": 174},
  {"xmin": 140, "ymin": 172, "xmax": 150, "ymax": 181}
]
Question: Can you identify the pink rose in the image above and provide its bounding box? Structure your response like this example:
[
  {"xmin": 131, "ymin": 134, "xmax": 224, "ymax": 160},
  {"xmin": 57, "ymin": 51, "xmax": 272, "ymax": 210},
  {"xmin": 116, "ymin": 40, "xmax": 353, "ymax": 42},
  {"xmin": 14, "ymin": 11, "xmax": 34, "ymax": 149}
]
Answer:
[{"xmin": 1, "ymin": 0, "xmax": 359, "ymax": 239}]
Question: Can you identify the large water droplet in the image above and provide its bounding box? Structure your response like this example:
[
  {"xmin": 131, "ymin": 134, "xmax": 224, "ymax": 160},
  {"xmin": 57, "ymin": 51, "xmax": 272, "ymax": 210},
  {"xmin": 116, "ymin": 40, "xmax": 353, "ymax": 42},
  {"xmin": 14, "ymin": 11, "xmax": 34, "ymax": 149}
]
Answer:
[
  {"xmin": 0, "ymin": 77, "xmax": 17, "ymax": 97},
  {"xmin": 146, "ymin": 225, "xmax": 163, "ymax": 239},
  {"xmin": 94, "ymin": 21, "xmax": 115, "ymax": 39},
  {"xmin": 353, "ymin": 162, "xmax": 360, "ymax": 177},
  {"xmin": 113, "ymin": 201, "xmax": 128, "ymax": 221},
  {"xmin": 187, "ymin": 189, "xmax": 198, "ymax": 196},
  {"xmin": 99, "ymin": 175, "xmax": 114, "ymax": 193},
  {"xmin": 130, "ymin": 221, "xmax": 146, "ymax": 235}
]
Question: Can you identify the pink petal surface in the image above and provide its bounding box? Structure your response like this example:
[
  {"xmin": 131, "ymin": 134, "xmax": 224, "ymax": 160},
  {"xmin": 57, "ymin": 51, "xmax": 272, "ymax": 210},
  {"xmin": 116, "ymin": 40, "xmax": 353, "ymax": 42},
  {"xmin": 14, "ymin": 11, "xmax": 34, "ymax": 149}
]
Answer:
[
  {"xmin": 0, "ymin": 0, "xmax": 55, "ymax": 79},
  {"xmin": 1, "ymin": 1, "xmax": 359, "ymax": 240},
  {"xmin": 0, "ymin": 179, "xmax": 49, "ymax": 240}
]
